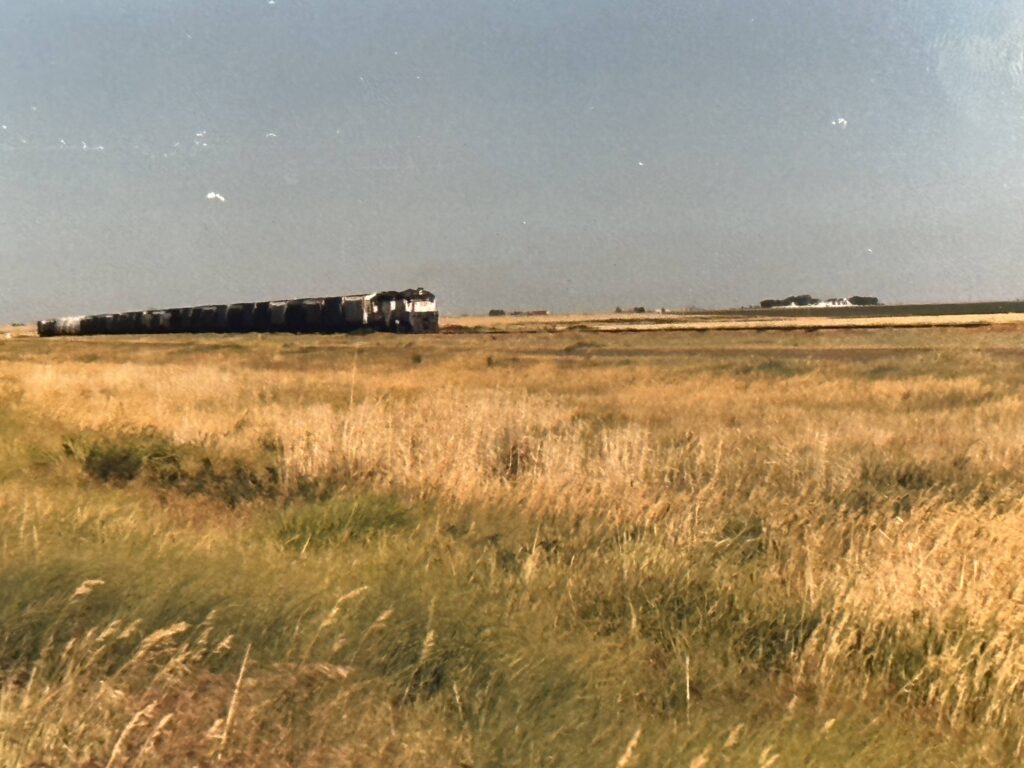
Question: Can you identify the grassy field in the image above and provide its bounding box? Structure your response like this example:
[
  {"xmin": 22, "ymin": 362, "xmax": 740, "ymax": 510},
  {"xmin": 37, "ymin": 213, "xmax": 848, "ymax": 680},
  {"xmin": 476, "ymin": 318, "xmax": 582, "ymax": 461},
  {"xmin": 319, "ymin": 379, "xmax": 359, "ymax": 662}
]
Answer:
[{"xmin": 2, "ymin": 320, "xmax": 1024, "ymax": 765}]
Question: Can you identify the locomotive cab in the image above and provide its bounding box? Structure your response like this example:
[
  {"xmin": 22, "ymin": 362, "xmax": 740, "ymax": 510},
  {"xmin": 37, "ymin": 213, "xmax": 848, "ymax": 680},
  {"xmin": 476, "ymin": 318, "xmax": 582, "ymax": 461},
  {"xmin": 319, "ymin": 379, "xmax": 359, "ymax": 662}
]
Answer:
[{"xmin": 369, "ymin": 288, "xmax": 438, "ymax": 333}]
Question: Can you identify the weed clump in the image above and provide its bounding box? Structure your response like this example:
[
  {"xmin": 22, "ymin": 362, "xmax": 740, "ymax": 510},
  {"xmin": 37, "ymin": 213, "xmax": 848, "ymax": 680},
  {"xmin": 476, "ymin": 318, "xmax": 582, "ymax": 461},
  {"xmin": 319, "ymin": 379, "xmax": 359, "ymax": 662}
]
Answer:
[
  {"xmin": 733, "ymin": 359, "xmax": 807, "ymax": 377},
  {"xmin": 65, "ymin": 429, "xmax": 280, "ymax": 505},
  {"xmin": 67, "ymin": 430, "xmax": 176, "ymax": 485},
  {"xmin": 833, "ymin": 454, "xmax": 976, "ymax": 514}
]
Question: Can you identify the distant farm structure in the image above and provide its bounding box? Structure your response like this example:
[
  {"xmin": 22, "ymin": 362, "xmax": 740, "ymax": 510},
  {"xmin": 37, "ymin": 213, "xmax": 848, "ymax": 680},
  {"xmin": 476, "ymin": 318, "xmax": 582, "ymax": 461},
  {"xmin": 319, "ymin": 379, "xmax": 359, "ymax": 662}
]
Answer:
[
  {"xmin": 38, "ymin": 288, "xmax": 438, "ymax": 336},
  {"xmin": 760, "ymin": 295, "xmax": 880, "ymax": 309}
]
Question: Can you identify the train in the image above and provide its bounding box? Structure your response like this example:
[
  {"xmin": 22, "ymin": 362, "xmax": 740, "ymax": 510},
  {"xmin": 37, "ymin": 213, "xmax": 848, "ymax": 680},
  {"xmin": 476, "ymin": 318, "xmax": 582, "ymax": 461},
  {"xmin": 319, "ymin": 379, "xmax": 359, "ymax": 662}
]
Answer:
[{"xmin": 37, "ymin": 288, "xmax": 439, "ymax": 336}]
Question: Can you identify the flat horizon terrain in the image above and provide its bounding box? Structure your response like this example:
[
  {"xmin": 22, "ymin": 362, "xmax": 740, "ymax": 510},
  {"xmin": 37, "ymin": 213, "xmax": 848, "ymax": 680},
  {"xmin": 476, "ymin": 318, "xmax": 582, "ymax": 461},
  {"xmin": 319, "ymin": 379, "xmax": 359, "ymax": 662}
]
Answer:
[
  {"xmin": 3, "ymin": 320, "xmax": 1024, "ymax": 765},
  {"xmin": 445, "ymin": 301, "xmax": 1024, "ymax": 333},
  {"xmin": 11, "ymin": 300, "xmax": 1024, "ymax": 338}
]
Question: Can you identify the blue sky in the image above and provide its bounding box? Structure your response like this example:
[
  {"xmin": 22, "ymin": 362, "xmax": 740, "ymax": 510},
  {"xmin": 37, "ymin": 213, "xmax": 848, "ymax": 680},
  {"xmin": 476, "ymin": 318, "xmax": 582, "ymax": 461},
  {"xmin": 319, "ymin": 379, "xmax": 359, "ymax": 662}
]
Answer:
[{"xmin": 2, "ymin": 0, "xmax": 1024, "ymax": 318}]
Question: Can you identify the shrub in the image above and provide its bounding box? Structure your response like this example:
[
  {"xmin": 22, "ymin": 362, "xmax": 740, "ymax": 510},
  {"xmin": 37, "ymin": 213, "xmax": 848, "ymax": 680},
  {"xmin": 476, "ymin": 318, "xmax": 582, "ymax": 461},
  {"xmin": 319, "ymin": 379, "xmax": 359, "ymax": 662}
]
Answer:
[
  {"xmin": 70, "ymin": 430, "xmax": 179, "ymax": 485},
  {"xmin": 66, "ymin": 429, "xmax": 279, "ymax": 505}
]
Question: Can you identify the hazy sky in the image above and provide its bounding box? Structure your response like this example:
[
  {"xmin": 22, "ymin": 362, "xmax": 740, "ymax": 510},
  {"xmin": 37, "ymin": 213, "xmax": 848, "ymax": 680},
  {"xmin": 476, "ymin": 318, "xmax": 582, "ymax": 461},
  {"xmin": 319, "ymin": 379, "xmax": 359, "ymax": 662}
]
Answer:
[{"xmin": 3, "ymin": 0, "xmax": 1024, "ymax": 319}]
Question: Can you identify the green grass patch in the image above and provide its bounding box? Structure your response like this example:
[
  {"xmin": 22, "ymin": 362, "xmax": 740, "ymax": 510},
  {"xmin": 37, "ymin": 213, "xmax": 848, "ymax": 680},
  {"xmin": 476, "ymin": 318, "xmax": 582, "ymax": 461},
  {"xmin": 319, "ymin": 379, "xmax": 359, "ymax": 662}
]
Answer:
[{"xmin": 274, "ymin": 493, "xmax": 417, "ymax": 549}]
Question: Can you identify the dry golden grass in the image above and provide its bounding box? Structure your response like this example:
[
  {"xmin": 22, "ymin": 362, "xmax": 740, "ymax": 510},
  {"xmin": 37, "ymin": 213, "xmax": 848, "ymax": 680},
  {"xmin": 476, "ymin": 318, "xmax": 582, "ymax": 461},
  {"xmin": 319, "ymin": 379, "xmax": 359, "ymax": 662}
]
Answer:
[
  {"xmin": 2, "ymin": 322, "xmax": 1024, "ymax": 764},
  {"xmin": 0, "ymin": 324, "xmax": 35, "ymax": 339}
]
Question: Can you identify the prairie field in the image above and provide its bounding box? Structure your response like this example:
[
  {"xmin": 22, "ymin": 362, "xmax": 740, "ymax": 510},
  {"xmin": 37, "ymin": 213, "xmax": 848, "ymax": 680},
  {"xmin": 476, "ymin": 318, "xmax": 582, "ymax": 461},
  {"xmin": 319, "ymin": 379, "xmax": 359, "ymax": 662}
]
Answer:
[{"xmin": 2, "ymin": 321, "xmax": 1024, "ymax": 765}]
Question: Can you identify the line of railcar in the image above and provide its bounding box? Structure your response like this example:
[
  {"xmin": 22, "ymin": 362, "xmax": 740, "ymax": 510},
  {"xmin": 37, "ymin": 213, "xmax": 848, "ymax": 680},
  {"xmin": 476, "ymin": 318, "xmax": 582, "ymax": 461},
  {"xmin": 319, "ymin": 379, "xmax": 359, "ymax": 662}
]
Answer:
[{"xmin": 37, "ymin": 288, "xmax": 438, "ymax": 336}]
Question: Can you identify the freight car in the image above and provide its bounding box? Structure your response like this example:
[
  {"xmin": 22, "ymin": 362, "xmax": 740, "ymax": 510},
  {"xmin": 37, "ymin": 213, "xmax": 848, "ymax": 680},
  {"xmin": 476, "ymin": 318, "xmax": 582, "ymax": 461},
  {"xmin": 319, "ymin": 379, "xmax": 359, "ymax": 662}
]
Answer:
[{"xmin": 37, "ymin": 288, "xmax": 438, "ymax": 336}]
